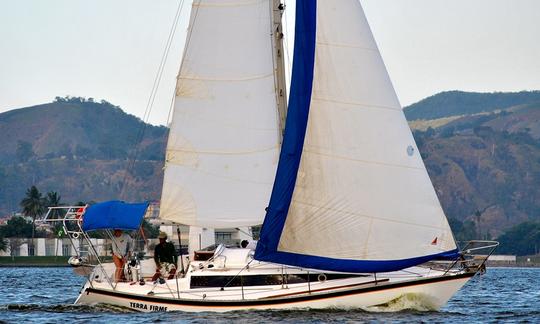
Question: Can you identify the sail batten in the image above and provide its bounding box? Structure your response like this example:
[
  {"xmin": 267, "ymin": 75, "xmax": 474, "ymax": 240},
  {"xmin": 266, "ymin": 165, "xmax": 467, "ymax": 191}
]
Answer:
[
  {"xmin": 178, "ymin": 73, "xmax": 274, "ymax": 82},
  {"xmin": 311, "ymin": 97, "xmax": 401, "ymax": 111},
  {"xmin": 255, "ymin": 0, "xmax": 458, "ymax": 272}
]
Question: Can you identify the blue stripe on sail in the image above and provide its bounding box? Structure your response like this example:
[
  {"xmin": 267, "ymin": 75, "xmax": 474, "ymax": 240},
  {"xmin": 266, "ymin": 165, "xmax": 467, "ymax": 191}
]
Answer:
[
  {"xmin": 258, "ymin": 248, "xmax": 461, "ymax": 273},
  {"xmin": 255, "ymin": 0, "xmax": 317, "ymax": 262},
  {"xmin": 254, "ymin": 0, "xmax": 461, "ymax": 273}
]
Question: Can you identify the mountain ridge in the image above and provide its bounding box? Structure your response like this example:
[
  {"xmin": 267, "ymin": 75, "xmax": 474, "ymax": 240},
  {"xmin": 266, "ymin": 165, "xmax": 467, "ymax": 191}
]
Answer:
[
  {"xmin": 0, "ymin": 92, "xmax": 539, "ymax": 251},
  {"xmin": 404, "ymin": 90, "xmax": 540, "ymax": 121}
]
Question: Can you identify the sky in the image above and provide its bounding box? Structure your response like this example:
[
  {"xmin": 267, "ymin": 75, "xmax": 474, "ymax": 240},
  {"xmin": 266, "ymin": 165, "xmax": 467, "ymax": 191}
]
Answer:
[{"xmin": 1, "ymin": 0, "xmax": 539, "ymax": 126}]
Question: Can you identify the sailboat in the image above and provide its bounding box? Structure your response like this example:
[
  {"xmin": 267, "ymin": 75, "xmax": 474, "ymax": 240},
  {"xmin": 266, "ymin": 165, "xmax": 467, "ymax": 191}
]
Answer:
[{"xmin": 57, "ymin": 0, "xmax": 498, "ymax": 312}]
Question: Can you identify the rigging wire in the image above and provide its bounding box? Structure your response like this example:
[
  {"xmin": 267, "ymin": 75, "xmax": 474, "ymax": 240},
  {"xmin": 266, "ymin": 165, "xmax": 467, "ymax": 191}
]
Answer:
[
  {"xmin": 282, "ymin": 0, "xmax": 293, "ymax": 87},
  {"xmin": 159, "ymin": 0, "xmax": 203, "ymax": 173},
  {"xmin": 119, "ymin": 0, "xmax": 185, "ymax": 199}
]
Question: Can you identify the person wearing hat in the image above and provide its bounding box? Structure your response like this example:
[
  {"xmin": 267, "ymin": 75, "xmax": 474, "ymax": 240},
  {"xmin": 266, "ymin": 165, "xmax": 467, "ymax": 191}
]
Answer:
[{"xmin": 152, "ymin": 231, "xmax": 178, "ymax": 281}]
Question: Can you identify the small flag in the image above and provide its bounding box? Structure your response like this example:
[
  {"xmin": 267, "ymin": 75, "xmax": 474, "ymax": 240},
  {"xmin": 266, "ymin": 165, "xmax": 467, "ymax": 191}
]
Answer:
[{"xmin": 431, "ymin": 237, "xmax": 438, "ymax": 245}]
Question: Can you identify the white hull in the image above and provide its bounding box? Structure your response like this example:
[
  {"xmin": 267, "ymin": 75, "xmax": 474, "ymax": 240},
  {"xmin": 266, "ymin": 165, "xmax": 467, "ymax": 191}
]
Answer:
[{"xmin": 75, "ymin": 261, "xmax": 474, "ymax": 313}]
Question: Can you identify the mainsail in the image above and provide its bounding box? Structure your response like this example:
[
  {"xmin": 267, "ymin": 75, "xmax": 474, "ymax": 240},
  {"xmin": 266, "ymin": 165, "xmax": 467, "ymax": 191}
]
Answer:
[
  {"xmin": 159, "ymin": 0, "xmax": 281, "ymax": 228},
  {"xmin": 255, "ymin": 0, "xmax": 459, "ymax": 273}
]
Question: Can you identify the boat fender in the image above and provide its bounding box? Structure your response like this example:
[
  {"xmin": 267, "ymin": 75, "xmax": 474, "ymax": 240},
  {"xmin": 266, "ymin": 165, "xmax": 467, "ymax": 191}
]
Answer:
[
  {"xmin": 68, "ymin": 256, "xmax": 86, "ymax": 267},
  {"xmin": 318, "ymin": 274, "xmax": 327, "ymax": 283}
]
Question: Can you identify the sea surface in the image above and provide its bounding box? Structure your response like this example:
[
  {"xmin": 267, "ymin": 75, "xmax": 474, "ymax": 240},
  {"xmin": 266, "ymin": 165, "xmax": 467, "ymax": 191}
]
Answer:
[{"xmin": 0, "ymin": 267, "xmax": 537, "ymax": 323}]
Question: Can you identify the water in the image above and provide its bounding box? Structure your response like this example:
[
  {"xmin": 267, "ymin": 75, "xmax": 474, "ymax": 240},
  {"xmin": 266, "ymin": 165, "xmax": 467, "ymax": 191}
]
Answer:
[{"xmin": 0, "ymin": 267, "xmax": 538, "ymax": 323}]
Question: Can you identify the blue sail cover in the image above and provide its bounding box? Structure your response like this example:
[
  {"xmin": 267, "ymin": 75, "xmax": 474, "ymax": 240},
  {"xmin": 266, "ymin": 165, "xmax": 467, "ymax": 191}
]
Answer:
[
  {"xmin": 254, "ymin": 0, "xmax": 319, "ymax": 265},
  {"xmin": 254, "ymin": 0, "xmax": 459, "ymax": 273},
  {"xmin": 82, "ymin": 201, "xmax": 149, "ymax": 231}
]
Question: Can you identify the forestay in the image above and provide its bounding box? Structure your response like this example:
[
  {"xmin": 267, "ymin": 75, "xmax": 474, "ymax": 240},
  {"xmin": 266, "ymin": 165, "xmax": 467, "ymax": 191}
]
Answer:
[
  {"xmin": 256, "ymin": 0, "xmax": 458, "ymax": 273},
  {"xmin": 159, "ymin": 0, "xmax": 281, "ymax": 228}
]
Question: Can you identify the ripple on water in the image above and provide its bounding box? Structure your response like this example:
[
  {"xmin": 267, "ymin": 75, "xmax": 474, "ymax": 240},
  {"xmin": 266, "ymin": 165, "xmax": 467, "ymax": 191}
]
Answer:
[
  {"xmin": 0, "ymin": 267, "xmax": 539, "ymax": 323},
  {"xmin": 6, "ymin": 303, "xmax": 137, "ymax": 314}
]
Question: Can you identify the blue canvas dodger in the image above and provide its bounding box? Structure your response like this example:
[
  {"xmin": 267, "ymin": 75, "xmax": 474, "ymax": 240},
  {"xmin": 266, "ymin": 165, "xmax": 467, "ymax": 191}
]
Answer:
[{"xmin": 82, "ymin": 200, "xmax": 149, "ymax": 231}]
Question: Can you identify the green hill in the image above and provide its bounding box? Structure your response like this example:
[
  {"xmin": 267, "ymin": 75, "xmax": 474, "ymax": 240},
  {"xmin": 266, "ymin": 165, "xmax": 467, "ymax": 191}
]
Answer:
[
  {"xmin": 411, "ymin": 100, "xmax": 540, "ymax": 242},
  {"xmin": 0, "ymin": 97, "xmax": 167, "ymax": 216},
  {"xmin": 1, "ymin": 93, "xmax": 540, "ymax": 255},
  {"xmin": 0, "ymin": 96, "xmax": 166, "ymax": 163},
  {"xmin": 404, "ymin": 90, "xmax": 540, "ymax": 121}
]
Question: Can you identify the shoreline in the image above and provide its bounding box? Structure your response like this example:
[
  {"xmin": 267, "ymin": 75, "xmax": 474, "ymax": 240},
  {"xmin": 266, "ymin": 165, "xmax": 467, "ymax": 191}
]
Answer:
[
  {"xmin": 0, "ymin": 264, "xmax": 71, "ymax": 267},
  {"xmin": 0, "ymin": 256, "xmax": 71, "ymax": 267}
]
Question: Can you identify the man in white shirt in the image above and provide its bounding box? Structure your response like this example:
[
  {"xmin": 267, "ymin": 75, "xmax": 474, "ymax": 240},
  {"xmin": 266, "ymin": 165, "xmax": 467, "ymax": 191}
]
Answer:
[{"xmin": 112, "ymin": 229, "xmax": 133, "ymax": 282}]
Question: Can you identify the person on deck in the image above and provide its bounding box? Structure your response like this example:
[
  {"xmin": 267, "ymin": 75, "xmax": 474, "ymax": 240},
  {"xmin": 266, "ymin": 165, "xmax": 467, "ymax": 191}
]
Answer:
[
  {"xmin": 112, "ymin": 229, "xmax": 133, "ymax": 282},
  {"xmin": 152, "ymin": 231, "xmax": 178, "ymax": 281}
]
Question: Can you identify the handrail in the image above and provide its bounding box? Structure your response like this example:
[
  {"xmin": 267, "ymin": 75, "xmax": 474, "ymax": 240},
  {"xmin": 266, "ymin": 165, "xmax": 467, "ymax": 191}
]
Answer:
[
  {"xmin": 37, "ymin": 206, "xmax": 116, "ymax": 288},
  {"xmin": 442, "ymin": 240, "xmax": 499, "ymax": 275},
  {"xmin": 459, "ymin": 240, "xmax": 499, "ymax": 254}
]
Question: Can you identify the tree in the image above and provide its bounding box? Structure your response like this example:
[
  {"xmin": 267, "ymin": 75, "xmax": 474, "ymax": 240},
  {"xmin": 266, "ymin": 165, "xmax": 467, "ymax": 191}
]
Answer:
[
  {"xmin": 0, "ymin": 216, "xmax": 34, "ymax": 258},
  {"xmin": 20, "ymin": 186, "xmax": 46, "ymax": 254},
  {"xmin": 142, "ymin": 219, "xmax": 160, "ymax": 239},
  {"xmin": 9, "ymin": 239, "xmax": 23, "ymax": 259},
  {"xmin": 0, "ymin": 216, "xmax": 33, "ymax": 237},
  {"xmin": 448, "ymin": 217, "xmax": 477, "ymax": 242},
  {"xmin": 46, "ymin": 191, "xmax": 61, "ymax": 208},
  {"xmin": 0, "ymin": 234, "xmax": 6, "ymax": 252},
  {"xmin": 497, "ymin": 222, "xmax": 540, "ymax": 256},
  {"xmin": 46, "ymin": 191, "xmax": 64, "ymax": 232}
]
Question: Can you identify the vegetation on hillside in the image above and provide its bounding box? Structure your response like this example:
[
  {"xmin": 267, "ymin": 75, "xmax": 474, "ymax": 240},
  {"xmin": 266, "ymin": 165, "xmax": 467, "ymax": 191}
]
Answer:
[
  {"xmin": 405, "ymin": 90, "xmax": 540, "ymax": 121},
  {"xmin": 2, "ymin": 92, "xmax": 540, "ymax": 255},
  {"xmin": 410, "ymin": 101, "xmax": 540, "ymax": 250},
  {"xmin": 496, "ymin": 222, "xmax": 540, "ymax": 256},
  {"xmin": 0, "ymin": 96, "xmax": 167, "ymax": 164},
  {"xmin": 0, "ymin": 98, "xmax": 166, "ymax": 216}
]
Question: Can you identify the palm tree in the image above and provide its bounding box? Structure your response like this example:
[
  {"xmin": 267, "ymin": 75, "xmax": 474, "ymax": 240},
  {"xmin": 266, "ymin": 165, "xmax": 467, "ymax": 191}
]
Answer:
[
  {"xmin": 46, "ymin": 191, "xmax": 61, "ymax": 207},
  {"xmin": 20, "ymin": 186, "xmax": 46, "ymax": 254},
  {"xmin": 46, "ymin": 191, "xmax": 63, "ymax": 220}
]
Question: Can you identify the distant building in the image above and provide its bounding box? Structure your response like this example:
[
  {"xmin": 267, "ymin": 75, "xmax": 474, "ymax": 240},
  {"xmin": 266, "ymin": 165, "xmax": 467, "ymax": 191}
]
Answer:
[
  {"xmin": 146, "ymin": 202, "xmax": 253, "ymax": 250},
  {"xmin": 488, "ymin": 255, "xmax": 516, "ymax": 262},
  {"xmin": 144, "ymin": 201, "xmax": 160, "ymax": 219},
  {"xmin": 485, "ymin": 254, "xmax": 516, "ymax": 266}
]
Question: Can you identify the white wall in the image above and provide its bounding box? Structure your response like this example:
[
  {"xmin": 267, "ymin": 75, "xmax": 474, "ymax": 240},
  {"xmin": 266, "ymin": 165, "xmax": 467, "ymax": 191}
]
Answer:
[{"xmin": 488, "ymin": 255, "xmax": 516, "ymax": 262}]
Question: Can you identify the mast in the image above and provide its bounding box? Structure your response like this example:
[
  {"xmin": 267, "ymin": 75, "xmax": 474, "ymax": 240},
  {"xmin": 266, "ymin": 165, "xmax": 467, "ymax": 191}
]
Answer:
[{"xmin": 271, "ymin": 0, "xmax": 288, "ymax": 140}]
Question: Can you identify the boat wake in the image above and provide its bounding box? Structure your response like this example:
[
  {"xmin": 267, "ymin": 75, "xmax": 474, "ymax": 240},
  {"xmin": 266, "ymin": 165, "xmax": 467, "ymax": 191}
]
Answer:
[
  {"xmin": 364, "ymin": 293, "xmax": 439, "ymax": 312},
  {"xmin": 3, "ymin": 303, "xmax": 136, "ymax": 313}
]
